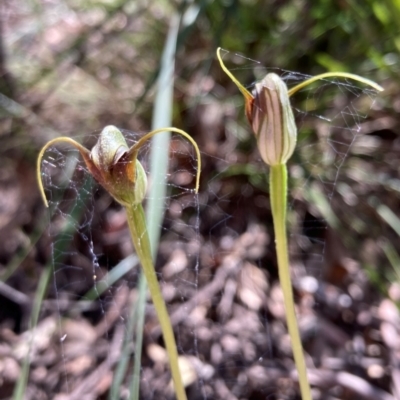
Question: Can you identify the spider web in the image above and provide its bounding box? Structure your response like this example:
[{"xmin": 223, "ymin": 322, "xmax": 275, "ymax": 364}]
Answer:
[{"xmin": 38, "ymin": 53, "xmax": 383, "ymax": 399}]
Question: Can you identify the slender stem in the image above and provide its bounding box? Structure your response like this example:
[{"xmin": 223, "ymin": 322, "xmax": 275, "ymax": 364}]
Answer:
[
  {"xmin": 125, "ymin": 204, "xmax": 187, "ymax": 400},
  {"xmin": 130, "ymin": 272, "xmax": 146, "ymax": 400},
  {"xmin": 288, "ymin": 71, "xmax": 383, "ymax": 97},
  {"xmin": 216, "ymin": 47, "xmax": 254, "ymax": 102},
  {"xmin": 269, "ymin": 164, "xmax": 312, "ymax": 400},
  {"xmin": 37, "ymin": 137, "xmax": 92, "ymax": 208}
]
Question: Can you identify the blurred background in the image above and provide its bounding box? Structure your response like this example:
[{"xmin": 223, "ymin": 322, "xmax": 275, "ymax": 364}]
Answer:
[{"xmin": 1, "ymin": 0, "xmax": 400, "ymax": 399}]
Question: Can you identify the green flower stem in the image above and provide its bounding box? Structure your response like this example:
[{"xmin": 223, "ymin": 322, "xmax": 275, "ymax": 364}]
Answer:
[
  {"xmin": 125, "ymin": 203, "xmax": 187, "ymax": 400},
  {"xmin": 269, "ymin": 164, "xmax": 312, "ymax": 400}
]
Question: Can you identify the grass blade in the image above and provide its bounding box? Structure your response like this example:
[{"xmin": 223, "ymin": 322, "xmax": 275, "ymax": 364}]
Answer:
[{"xmin": 126, "ymin": 13, "xmax": 180, "ymax": 400}]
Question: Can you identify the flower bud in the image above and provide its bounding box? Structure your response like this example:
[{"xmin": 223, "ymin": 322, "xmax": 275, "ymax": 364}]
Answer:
[
  {"xmin": 217, "ymin": 47, "xmax": 383, "ymax": 167},
  {"xmin": 249, "ymin": 73, "xmax": 297, "ymax": 166},
  {"xmin": 90, "ymin": 125, "xmax": 147, "ymax": 206},
  {"xmin": 38, "ymin": 125, "xmax": 200, "ymax": 208}
]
